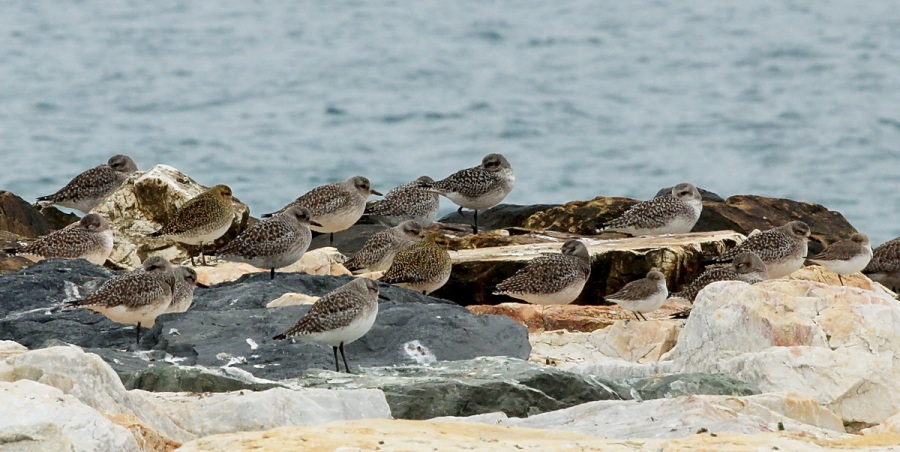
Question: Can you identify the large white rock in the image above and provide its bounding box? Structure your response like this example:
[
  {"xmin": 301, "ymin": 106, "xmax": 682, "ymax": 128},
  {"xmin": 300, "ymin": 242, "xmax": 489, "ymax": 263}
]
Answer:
[
  {"xmin": 0, "ymin": 380, "xmax": 139, "ymax": 451},
  {"xmin": 2, "ymin": 345, "xmax": 392, "ymax": 443},
  {"xmin": 529, "ymin": 320, "xmax": 680, "ymax": 369}
]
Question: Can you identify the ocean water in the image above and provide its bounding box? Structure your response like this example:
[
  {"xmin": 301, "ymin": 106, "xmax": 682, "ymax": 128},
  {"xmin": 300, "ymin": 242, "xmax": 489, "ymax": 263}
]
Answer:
[{"xmin": 1, "ymin": 1, "xmax": 898, "ymax": 244}]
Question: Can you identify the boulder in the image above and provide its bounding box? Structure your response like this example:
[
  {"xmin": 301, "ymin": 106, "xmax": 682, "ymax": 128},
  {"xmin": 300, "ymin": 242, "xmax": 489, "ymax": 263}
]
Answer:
[
  {"xmin": 470, "ymin": 301, "xmax": 689, "ymax": 333},
  {"xmin": 193, "ymin": 247, "xmax": 350, "ymax": 286},
  {"xmin": 0, "ymin": 190, "xmax": 79, "ymax": 238},
  {"xmin": 438, "ymin": 203, "xmax": 560, "ymax": 231},
  {"xmin": 91, "ymin": 164, "xmax": 251, "ymax": 268},
  {"xmin": 527, "ymin": 320, "xmax": 682, "ymax": 365}
]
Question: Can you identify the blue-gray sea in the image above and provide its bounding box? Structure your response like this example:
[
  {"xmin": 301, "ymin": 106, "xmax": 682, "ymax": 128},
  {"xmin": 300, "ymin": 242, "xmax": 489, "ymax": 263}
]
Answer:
[{"xmin": 1, "ymin": 1, "xmax": 898, "ymax": 244}]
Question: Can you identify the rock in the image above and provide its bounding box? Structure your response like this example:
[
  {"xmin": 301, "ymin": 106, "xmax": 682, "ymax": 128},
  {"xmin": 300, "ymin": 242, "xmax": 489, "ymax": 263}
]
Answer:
[
  {"xmin": 470, "ymin": 302, "xmax": 689, "ymax": 333},
  {"xmin": 0, "ymin": 190, "xmax": 79, "ymax": 238},
  {"xmin": 0, "ymin": 379, "xmax": 140, "ymax": 451},
  {"xmin": 0, "ymin": 259, "xmax": 531, "ymax": 381},
  {"xmin": 438, "ymin": 203, "xmax": 559, "ymax": 231},
  {"xmin": 102, "ymin": 412, "xmax": 182, "ymax": 452},
  {"xmin": 1, "ymin": 345, "xmax": 392, "ymax": 443},
  {"xmin": 863, "ymin": 410, "xmax": 900, "ymax": 435},
  {"xmin": 437, "ymin": 231, "xmax": 744, "ymax": 306},
  {"xmin": 527, "ymin": 319, "xmax": 682, "ymax": 365},
  {"xmin": 193, "ymin": 248, "xmax": 349, "ymax": 286},
  {"xmin": 119, "ymin": 365, "xmax": 284, "ymax": 393},
  {"xmin": 626, "ymin": 373, "xmax": 759, "ymax": 400},
  {"xmin": 265, "ymin": 293, "xmax": 320, "ymax": 308},
  {"xmin": 523, "ymin": 196, "xmax": 639, "ymax": 235},
  {"xmin": 297, "ymin": 356, "xmax": 631, "ymax": 420},
  {"xmin": 91, "ymin": 165, "xmax": 251, "ymax": 268},
  {"xmin": 791, "ymin": 265, "xmax": 882, "ymax": 293}
]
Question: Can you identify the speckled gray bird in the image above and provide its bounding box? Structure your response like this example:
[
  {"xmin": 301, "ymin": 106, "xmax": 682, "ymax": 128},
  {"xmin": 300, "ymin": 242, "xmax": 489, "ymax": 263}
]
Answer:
[
  {"xmin": 605, "ymin": 270, "xmax": 668, "ymax": 321},
  {"xmin": 266, "ymin": 176, "xmax": 382, "ymax": 245},
  {"xmin": 713, "ymin": 221, "xmax": 811, "ymax": 279},
  {"xmin": 19, "ymin": 213, "xmax": 114, "ymax": 265},
  {"xmin": 37, "ymin": 154, "xmax": 139, "ymax": 213},
  {"xmin": 600, "ymin": 183, "xmax": 702, "ymax": 236},
  {"xmin": 807, "ymin": 233, "xmax": 872, "ymax": 285},
  {"xmin": 863, "ymin": 236, "xmax": 900, "ymax": 292},
  {"xmin": 140, "ymin": 256, "xmax": 200, "ymax": 314},
  {"xmin": 380, "ymin": 234, "xmax": 452, "ymax": 295},
  {"xmin": 494, "ymin": 240, "xmax": 592, "ymax": 305},
  {"xmin": 217, "ymin": 206, "xmax": 318, "ymax": 279},
  {"xmin": 66, "ymin": 256, "xmax": 177, "ymax": 344},
  {"xmin": 426, "ymin": 153, "xmax": 514, "ymax": 234},
  {"xmin": 148, "ymin": 184, "xmax": 234, "ymax": 266},
  {"xmin": 671, "ymin": 252, "xmax": 768, "ymax": 302},
  {"xmin": 273, "ymin": 277, "xmax": 380, "ymax": 373},
  {"xmin": 364, "ymin": 176, "xmax": 440, "ymax": 227},
  {"xmin": 344, "ymin": 220, "xmax": 425, "ymax": 273}
]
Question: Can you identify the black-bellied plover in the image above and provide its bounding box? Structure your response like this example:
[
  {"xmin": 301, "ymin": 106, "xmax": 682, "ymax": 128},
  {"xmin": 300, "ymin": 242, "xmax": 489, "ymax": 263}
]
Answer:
[
  {"xmin": 493, "ymin": 240, "xmax": 592, "ymax": 305},
  {"xmin": 711, "ymin": 221, "xmax": 811, "ymax": 279},
  {"xmin": 380, "ymin": 234, "xmax": 452, "ymax": 295},
  {"xmin": 364, "ymin": 176, "xmax": 440, "ymax": 227},
  {"xmin": 216, "ymin": 206, "xmax": 319, "ymax": 279},
  {"xmin": 807, "ymin": 233, "xmax": 873, "ymax": 286},
  {"xmin": 605, "ymin": 269, "xmax": 668, "ymax": 321},
  {"xmin": 37, "ymin": 154, "xmax": 139, "ymax": 213},
  {"xmin": 148, "ymin": 184, "xmax": 234, "ymax": 266},
  {"xmin": 136, "ymin": 255, "xmax": 202, "ymax": 315},
  {"xmin": 273, "ymin": 277, "xmax": 380, "ymax": 373},
  {"xmin": 344, "ymin": 220, "xmax": 425, "ymax": 273},
  {"xmin": 599, "ymin": 183, "xmax": 702, "ymax": 236},
  {"xmin": 19, "ymin": 213, "xmax": 113, "ymax": 266},
  {"xmin": 66, "ymin": 256, "xmax": 176, "ymax": 344},
  {"xmin": 671, "ymin": 251, "xmax": 768, "ymax": 301},
  {"xmin": 864, "ymin": 236, "xmax": 900, "ymax": 292},
  {"xmin": 425, "ymin": 153, "xmax": 514, "ymax": 234},
  {"xmin": 265, "ymin": 176, "xmax": 382, "ymax": 246}
]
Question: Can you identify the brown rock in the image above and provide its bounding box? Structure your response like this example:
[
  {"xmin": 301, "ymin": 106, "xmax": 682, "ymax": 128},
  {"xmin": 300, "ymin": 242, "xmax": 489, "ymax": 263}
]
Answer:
[
  {"xmin": 0, "ymin": 191, "xmax": 79, "ymax": 238},
  {"xmin": 469, "ymin": 301, "xmax": 689, "ymax": 333},
  {"xmin": 102, "ymin": 412, "xmax": 181, "ymax": 452}
]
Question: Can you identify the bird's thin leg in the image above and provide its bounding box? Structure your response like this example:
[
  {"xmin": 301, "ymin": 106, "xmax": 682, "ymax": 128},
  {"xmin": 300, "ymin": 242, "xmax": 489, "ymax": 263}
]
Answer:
[
  {"xmin": 340, "ymin": 342, "xmax": 351, "ymax": 373},
  {"xmin": 136, "ymin": 322, "xmax": 141, "ymax": 344},
  {"xmin": 270, "ymin": 268, "xmax": 275, "ymax": 280},
  {"xmin": 200, "ymin": 243, "xmax": 207, "ymax": 266},
  {"xmin": 329, "ymin": 233, "xmax": 334, "ymax": 247},
  {"xmin": 636, "ymin": 312, "xmax": 647, "ymax": 321},
  {"xmin": 332, "ymin": 346, "xmax": 340, "ymax": 372},
  {"xmin": 838, "ymin": 274, "xmax": 844, "ymax": 286},
  {"xmin": 190, "ymin": 254, "xmax": 196, "ymax": 266}
]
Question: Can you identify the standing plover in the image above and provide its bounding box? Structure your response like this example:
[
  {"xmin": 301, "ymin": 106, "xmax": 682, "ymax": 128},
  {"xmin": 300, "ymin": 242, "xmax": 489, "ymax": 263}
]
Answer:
[
  {"xmin": 216, "ymin": 206, "xmax": 319, "ymax": 279},
  {"xmin": 599, "ymin": 183, "xmax": 702, "ymax": 236},
  {"xmin": 380, "ymin": 234, "xmax": 452, "ymax": 295},
  {"xmin": 605, "ymin": 270, "xmax": 668, "ymax": 320},
  {"xmin": 148, "ymin": 184, "xmax": 234, "ymax": 266},
  {"xmin": 425, "ymin": 153, "xmax": 514, "ymax": 234},
  {"xmin": 493, "ymin": 240, "xmax": 592, "ymax": 305},
  {"xmin": 37, "ymin": 154, "xmax": 139, "ymax": 213},
  {"xmin": 273, "ymin": 278, "xmax": 380, "ymax": 373},
  {"xmin": 66, "ymin": 256, "xmax": 176, "ymax": 344},
  {"xmin": 266, "ymin": 176, "xmax": 382, "ymax": 246},
  {"xmin": 344, "ymin": 220, "xmax": 425, "ymax": 273},
  {"xmin": 671, "ymin": 252, "xmax": 768, "ymax": 301},
  {"xmin": 807, "ymin": 233, "xmax": 873, "ymax": 285},
  {"xmin": 19, "ymin": 213, "xmax": 113, "ymax": 265},
  {"xmin": 365, "ymin": 176, "xmax": 440, "ymax": 227},
  {"xmin": 864, "ymin": 237, "xmax": 900, "ymax": 292},
  {"xmin": 712, "ymin": 221, "xmax": 811, "ymax": 279}
]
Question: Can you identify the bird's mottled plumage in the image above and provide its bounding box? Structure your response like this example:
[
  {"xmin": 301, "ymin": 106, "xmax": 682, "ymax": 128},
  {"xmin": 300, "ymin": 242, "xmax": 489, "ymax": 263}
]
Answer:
[
  {"xmin": 494, "ymin": 240, "xmax": 592, "ymax": 305},
  {"xmin": 148, "ymin": 184, "xmax": 234, "ymax": 265},
  {"xmin": 713, "ymin": 221, "xmax": 811, "ymax": 279},
  {"xmin": 37, "ymin": 154, "xmax": 139, "ymax": 213},
  {"xmin": 426, "ymin": 153, "xmax": 515, "ymax": 233},
  {"xmin": 273, "ymin": 278, "xmax": 380, "ymax": 373},
  {"xmin": 365, "ymin": 176, "xmax": 440, "ymax": 227},
  {"xmin": 807, "ymin": 233, "xmax": 872, "ymax": 285},
  {"xmin": 380, "ymin": 235, "xmax": 452, "ymax": 295},
  {"xmin": 168, "ymin": 266, "xmax": 199, "ymax": 314},
  {"xmin": 605, "ymin": 270, "xmax": 668, "ymax": 320},
  {"xmin": 217, "ymin": 206, "xmax": 315, "ymax": 278},
  {"xmin": 345, "ymin": 220, "xmax": 425, "ymax": 273},
  {"xmin": 266, "ymin": 176, "xmax": 382, "ymax": 236},
  {"xmin": 601, "ymin": 183, "xmax": 702, "ymax": 236},
  {"xmin": 863, "ymin": 236, "xmax": 900, "ymax": 292},
  {"xmin": 671, "ymin": 252, "xmax": 768, "ymax": 301},
  {"xmin": 19, "ymin": 214, "xmax": 114, "ymax": 265}
]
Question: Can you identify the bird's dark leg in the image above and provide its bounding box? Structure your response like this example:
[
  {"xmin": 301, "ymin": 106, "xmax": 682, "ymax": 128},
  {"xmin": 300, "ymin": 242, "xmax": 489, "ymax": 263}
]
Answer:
[
  {"xmin": 838, "ymin": 274, "xmax": 844, "ymax": 286},
  {"xmin": 200, "ymin": 243, "xmax": 207, "ymax": 266},
  {"xmin": 332, "ymin": 346, "xmax": 340, "ymax": 372},
  {"xmin": 472, "ymin": 210, "xmax": 479, "ymax": 234},
  {"xmin": 136, "ymin": 322, "xmax": 141, "ymax": 344},
  {"xmin": 339, "ymin": 342, "xmax": 351, "ymax": 373},
  {"xmin": 270, "ymin": 268, "xmax": 275, "ymax": 280},
  {"xmin": 329, "ymin": 233, "xmax": 334, "ymax": 247},
  {"xmin": 635, "ymin": 312, "xmax": 647, "ymax": 321},
  {"xmin": 190, "ymin": 254, "xmax": 196, "ymax": 266}
]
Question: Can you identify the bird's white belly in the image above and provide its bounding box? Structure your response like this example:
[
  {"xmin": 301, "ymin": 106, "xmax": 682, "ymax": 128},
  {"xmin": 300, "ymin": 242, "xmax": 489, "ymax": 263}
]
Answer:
[
  {"xmin": 301, "ymin": 307, "xmax": 378, "ymax": 347},
  {"xmin": 83, "ymin": 230, "xmax": 115, "ymax": 265},
  {"xmin": 813, "ymin": 253, "xmax": 872, "ymax": 276},
  {"xmin": 510, "ymin": 280, "xmax": 586, "ymax": 306},
  {"xmin": 767, "ymin": 256, "xmax": 805, "ymax": 279},
  {"xmin": 88, "ymin": 302, "xmax": 170, "ymax": 327},
  {"xmin": 312, "ymin": 205, "xmax": 365, "ymax": 233},
  {"xmin": 609, "ymin": 291, "xmax": 667, "ymax": 314},
  {"xmin": 174, "ymin": 219, "xmax": 233, "ymax": 245}
]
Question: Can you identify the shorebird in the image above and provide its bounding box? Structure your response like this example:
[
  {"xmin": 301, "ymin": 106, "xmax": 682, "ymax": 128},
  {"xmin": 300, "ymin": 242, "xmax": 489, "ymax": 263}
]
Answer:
[
  {"xmin": 364, "ymin": 176, "xmax": 440, "ymax": 227},
  {"xmin": 18, "ymin": 213, "xmax": 113, "ymax": 265},
  {"xmin": 605, "ymin": 269, "xmax": 668, "ymax": 321},
  {"xmin": 864, "ymin": 236, "xmax": 900, "ymax": 292},
  {"xmin": 380, "ymin": 234, "xmax": 452, "ymax": 295},
  {"xmin": 216, "ymin": 206, "xmax": 319, "ymax": 279},
  {"xmin": 493, "ymin": 240, "xmax": 592, "ymax": 306},
  {"xmin": 599, "ymin": 183, "xmax": 702, "ymax": 236},
  {"xmin": 265, "ymin": 176, "xmax": 382, "ymax": 246},
  {"xmin": 424, "ymin": 153, "xmax": 514, "ymax": 234},
  {"xmin": 807, "ymin": 233, "xmax": 873, "ymax": 286},
  {"xmin": 37, "ymin": 154, "xmax": 139, "ymax": 213},
  {"xmin": 344, "ymin": 220, "xmax": 425, "ymax": 273},
  {"xmin": 670, "ymin": 251, "xmax": 768, "ymax": 301},
  {"xmin": 711, "ymin": 221, "xmax": 812, "ymax": 279},
  {"xmin": 148, "ymin": 184, "xmax": 234, "ymax": 266},
  {"xmin": 273, "ymin": 278, "xmax": 380, "ymax": 373}
]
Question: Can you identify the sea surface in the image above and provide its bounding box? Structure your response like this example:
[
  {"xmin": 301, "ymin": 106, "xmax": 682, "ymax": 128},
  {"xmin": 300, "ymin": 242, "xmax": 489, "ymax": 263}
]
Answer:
[{"xmin": 1, "ymin": 1, "xmax": 898, "ymax": 244}]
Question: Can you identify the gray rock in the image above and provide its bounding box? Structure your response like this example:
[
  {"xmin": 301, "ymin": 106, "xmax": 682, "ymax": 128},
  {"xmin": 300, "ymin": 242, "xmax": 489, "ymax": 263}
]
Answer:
[
  {"xmin": 119, "ymin": 366, "xmax": 285, "ymax": 393},
  {"xmin": 438, "ymin": 203, "xmax": 559, "ymax": 231},
  {"xmin": 628, "ymin": 373, "xmax": 760, "ymax": 400}
]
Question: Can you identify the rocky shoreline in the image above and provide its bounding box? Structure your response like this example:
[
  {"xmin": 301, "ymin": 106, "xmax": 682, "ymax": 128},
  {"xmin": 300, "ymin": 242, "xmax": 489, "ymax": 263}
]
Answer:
[{"xmin": 1, "ymin": 166, "xmax": 899, "ymax": 451}]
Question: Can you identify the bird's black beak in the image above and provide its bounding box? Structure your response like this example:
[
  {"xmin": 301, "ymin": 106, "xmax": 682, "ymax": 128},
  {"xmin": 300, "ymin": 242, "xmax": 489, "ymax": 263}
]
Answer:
[
  {"xmin": 310, "ymin": 220, "xmax": 323, "ymax": 228},
  {"xmin": 371, "ymin": 189, "xmax": 383, "ymax": 196},
  {"xmin": 195, "ymin": 282, "xmax": 210, "ymax": 288}
]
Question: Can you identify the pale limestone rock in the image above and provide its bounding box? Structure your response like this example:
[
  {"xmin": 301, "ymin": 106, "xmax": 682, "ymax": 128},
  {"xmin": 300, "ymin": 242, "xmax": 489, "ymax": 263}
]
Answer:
[
  {"xmin": 266, "ymin": 292, "xmax": 320, "ymax": 308},
  {"xmin": 2, "ymin": 345, "xmax": 392, "ymax": 443},
  {"xmin": 863, "ymin": 410, "xmax": 900, "ymax": 435},
  {"xmin": 529, "ymin": 320, "xmax": 680, "ymax": 369},
  {"xmin": 0, "ymin": 380, "xmax": 139, "ymax": 451}
]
